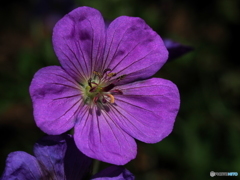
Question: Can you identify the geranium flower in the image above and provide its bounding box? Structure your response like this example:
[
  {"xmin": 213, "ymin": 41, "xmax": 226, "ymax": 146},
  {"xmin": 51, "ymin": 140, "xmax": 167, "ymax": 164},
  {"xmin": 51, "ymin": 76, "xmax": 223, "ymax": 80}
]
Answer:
[
  {"xmin": 1, "ymin": 134, "xmax": 134, "ymax": 180},
  {"xmin": 30, "ymin": 6, "xmax": 180, "ymax": 165},
  {"xmin": 163, "ymin": 39, "xmax": 193, "ymax": 60}
]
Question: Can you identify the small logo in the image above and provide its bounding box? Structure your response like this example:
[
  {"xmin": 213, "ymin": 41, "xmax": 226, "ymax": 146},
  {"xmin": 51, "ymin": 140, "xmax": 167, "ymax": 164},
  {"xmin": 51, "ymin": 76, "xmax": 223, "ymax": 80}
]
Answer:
[
  {"xmin": 210, "ymin": 171, "xmax": 215, "ymax": 177},
  {"xmin": 210, "ymin": 171, "xmax": 238, "ymax": 177}
]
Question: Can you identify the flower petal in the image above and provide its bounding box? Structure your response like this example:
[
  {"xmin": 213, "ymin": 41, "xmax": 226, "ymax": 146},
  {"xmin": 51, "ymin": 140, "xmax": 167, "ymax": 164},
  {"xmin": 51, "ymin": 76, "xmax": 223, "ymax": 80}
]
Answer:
[
  {"xmin": 34, "ymin": 134, "xmax": 93, "ymax": 180},
  {"xmin": 110, "ymin": 78, "xmax": 180, "ymax": 143},
  {"xmin": 91, "ymin": 166, "xmax": 134, "ymax": 180},
  {"xmin": 52, "ymin": 6, "xmax": 106, "ymax": 81},
  {"xmin": 101, "ymin": 16, "xmax": 168, "ymax": 85},
  {"xmin": 1, "ymin": 151, "xmax": 46, "ymax": 180},
  {"xmin": 29, "ymin": 66, "xmax": 81, "ymax": 134},
  {"xmin": 33, "ymin": 135, "xmax": 68, "ymax": 179},
  {"xmin": 64, "ymin": 134, "xmax": 93, "ymax": 180},
  {"xmin": 74, "ymin": 106, "xmax": 137, "ymax": 165}
]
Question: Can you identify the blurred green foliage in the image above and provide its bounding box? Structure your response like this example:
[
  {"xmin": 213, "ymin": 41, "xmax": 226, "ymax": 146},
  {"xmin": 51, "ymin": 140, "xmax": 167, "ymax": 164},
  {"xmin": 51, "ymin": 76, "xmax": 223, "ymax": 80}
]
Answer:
[{"xmin": 0, "ymin": 0, "xmax": 240, "ymax": 180}]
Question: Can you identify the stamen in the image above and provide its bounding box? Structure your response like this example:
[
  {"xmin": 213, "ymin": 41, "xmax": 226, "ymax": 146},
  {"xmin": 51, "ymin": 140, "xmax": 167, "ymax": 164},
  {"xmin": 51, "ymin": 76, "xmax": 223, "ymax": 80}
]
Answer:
[
  {"xmin": 103, "ymin": 68, "xmax": 111, "ymax": 74},
  {"xmin": 88, "ymin": 78, "xmax": 92, "ymax": 88},
  {"xmin": 116, "ymin": 75, "xmax": 126, "ymax": 80},
  {"xmin": 93, "ymin": 96, "xmax": 99, "ymax": 103},
  {"xmin": 89, "ymin": 86, "xmax": 97, "ymax": 92},
  {"xmin": 102, "ymin": 84, "xmax": 115, "ymax": 92},
  {"xmin": 102, "ymin": 96, "xmax": 107, "ymax": 103},
  {"xmin": 110, "ymin": 74, "xmax": 126, "ymax": 84},
  {"xmin": 91, "ymin": 82, "xmax": 98, "ymax": 86},
  {"xmin": 93, "ymin": 71, "xmax": 102, "ymax": 78},
  {"xmin": 110, "ymin": 89, "xmax": 123, "ymax": 95},
  {"xmin": 106, "ymin": 94, "xmax": 115, "ymax": 103},
  {"xmin": 84, "ymin": 70, "xmax": 125, "ymax": 106},
  {"xmin": 107, "ymin": 73, "xmax": 116, "ymax": 77}
]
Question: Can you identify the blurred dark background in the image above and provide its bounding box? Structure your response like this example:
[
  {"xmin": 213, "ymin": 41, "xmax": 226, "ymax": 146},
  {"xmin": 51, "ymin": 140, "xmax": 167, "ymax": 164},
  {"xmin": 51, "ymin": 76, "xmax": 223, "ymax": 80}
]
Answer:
[{"xmin": 0, "ymin": 0, "xmax": 239, "ymax": 179}]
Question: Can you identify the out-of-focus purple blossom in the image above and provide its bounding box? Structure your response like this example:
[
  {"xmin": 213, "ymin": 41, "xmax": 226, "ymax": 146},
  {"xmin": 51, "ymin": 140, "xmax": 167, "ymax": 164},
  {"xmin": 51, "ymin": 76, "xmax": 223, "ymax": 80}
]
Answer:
[
  {"xmin": 30, "ymin": 6, "xmax": 180, "ymax": 165},
  {"xmin": 91, "ymin": 166, "xmax": 134, "ymax": 180},
  {"xmin": 164, "ymin": 39, "xmax": 193, "ymax": 60},
  {"xmin": 0, "ymin": 134, "xmax": 134, "ymax": 180}
]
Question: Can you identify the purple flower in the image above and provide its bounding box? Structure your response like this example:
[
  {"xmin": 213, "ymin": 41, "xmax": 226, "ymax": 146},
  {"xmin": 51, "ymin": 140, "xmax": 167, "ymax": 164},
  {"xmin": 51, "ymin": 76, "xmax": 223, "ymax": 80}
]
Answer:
[
  {"xmin": 29, "ymin": 6, "xmax": 180, "ymax": 165},
  {"xmin": 163, "ymin": 39, "xmax": 193, "ymax": 60},
  {"xmin": 1, "ymin": 134, "xmax": 134, "ymax": 180}
]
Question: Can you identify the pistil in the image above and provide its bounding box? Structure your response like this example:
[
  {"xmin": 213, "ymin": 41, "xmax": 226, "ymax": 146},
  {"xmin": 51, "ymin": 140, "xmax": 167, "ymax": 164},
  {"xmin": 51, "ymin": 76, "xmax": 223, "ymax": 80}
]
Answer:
[{"xmin": 83, "ymin": 69, "xmax": 124, "ymax": 105}]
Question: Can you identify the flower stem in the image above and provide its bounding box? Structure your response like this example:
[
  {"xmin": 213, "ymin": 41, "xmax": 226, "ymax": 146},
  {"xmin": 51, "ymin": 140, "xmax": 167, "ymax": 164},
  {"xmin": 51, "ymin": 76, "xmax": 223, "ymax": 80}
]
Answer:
[{"xmin": 92, "ymin": 159, "xmax": 100, "ymax": 175}]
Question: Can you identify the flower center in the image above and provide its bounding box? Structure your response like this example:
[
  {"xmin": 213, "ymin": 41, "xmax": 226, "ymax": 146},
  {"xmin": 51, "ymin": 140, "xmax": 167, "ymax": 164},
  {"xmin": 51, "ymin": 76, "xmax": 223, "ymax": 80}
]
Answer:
[{"xmin": 82, "ymin": 69, "xmax": 124, "ymax": 105}]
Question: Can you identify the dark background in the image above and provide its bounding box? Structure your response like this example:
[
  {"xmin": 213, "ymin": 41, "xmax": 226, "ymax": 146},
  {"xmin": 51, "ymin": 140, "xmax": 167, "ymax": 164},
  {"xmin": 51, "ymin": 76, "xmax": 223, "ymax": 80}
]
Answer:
[{"xmin": 0, "ymin": 0, "xmax": 239, "ymax": 179}]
